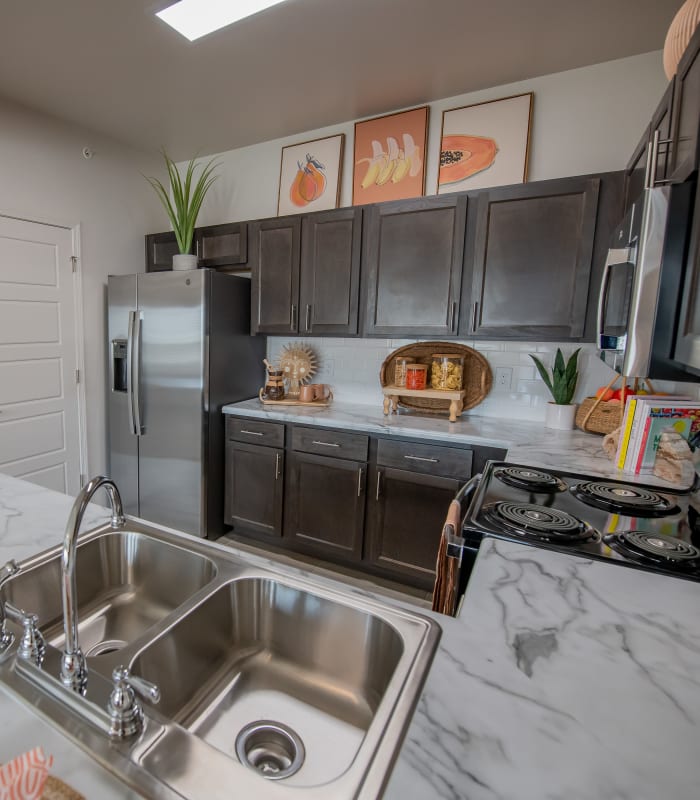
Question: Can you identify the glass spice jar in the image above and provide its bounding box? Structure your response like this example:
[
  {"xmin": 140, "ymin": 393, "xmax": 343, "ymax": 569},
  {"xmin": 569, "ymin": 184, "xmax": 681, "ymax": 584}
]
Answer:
[
  {"xmin": 430, "ymin": 354, "xmax": 464, "ymax": 390},
  {"xmin": 405, "ymin": 363, "xmax": 428, "ymax": 390},
  {"xmin": 393, "ymin": 356, "xmax": 415, "ymax": 388}
]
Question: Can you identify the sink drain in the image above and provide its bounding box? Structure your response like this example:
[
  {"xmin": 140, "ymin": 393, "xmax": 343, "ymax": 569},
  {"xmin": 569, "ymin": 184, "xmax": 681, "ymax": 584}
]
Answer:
[
  {"xmin": 85, "ymin": 639, "xmax": 126, "ymax": 657},
  {"xmin": 235, "ymin": 721, "xmax": 305, "ymax": 780}
]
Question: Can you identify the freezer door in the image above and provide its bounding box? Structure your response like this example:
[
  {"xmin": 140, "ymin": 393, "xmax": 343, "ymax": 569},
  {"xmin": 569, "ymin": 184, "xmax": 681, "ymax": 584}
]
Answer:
[
  {"xmin": 137, "ymin": 271, "xmax": 207, "ymax": 535},
  {"xmin": 107, "ymin": 274, "xmax": 139, "ymax": 515}
]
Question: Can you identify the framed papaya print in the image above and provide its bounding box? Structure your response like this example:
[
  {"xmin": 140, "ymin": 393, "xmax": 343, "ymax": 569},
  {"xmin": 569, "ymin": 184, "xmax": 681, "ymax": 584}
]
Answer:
[
  {"xmin": 352, "ymin": 106, "xmax": 428, "ymax": 204},
  {"xmin": 277, "ymin": 134, "xmax": 344, "ymax": 216},
  {"xmin": 437, "ymin": 93, "xmax": 533, "ymax": 194}
]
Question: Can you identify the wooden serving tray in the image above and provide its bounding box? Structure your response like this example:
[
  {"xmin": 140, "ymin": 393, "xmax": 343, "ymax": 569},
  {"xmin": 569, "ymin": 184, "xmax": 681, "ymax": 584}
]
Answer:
[
  {"xmin": 258, "ymin": 388, "xmax": 332, "ymax": 407},
  {"xmin": 379, "ymin": 341, "xmax": 492, "ymax": 416}
]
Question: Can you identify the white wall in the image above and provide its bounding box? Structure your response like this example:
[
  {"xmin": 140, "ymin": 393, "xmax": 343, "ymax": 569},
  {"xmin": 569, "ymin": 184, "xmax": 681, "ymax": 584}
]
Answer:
[
  {"xmin": 195, "ymin": 50, "xmax": 670, "ymax": 225},
  {"xmin": 0, "ymin": 97, "xmax": 167, "ymax": 475}
]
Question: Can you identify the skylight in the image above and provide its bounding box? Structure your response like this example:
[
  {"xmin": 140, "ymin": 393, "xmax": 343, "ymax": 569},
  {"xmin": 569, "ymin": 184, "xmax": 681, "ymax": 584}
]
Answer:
[{"xmin": 156, "ymin": 0, "xmax": 289, "ymax": 42}]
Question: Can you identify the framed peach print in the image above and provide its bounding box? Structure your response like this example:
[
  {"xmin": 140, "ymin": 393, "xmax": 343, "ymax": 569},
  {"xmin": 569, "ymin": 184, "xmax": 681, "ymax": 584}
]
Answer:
[
  {"xmin": 437, "ymin": 93, "xmax": 533, "ymax": 194},
  {"xmin": 352, "ymin": 106, "xmax": 428, "ymax": 204},
  {"xmin": 277, "ymin": 134, "xmax": 344, "ymax": 216}
]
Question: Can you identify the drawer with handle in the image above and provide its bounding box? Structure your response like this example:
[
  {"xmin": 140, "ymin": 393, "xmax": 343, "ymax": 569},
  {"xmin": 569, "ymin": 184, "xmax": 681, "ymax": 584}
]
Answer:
[
  {"xmin": 226, "ymin": 417, "xmax": 285, "ymax": 447},
  {"xmin": 291, "ymin": 426, "xmax": 368, "ymax": 461},
  {"xmin": 376, "ymin": 438, "xmax": 473, "ymax": 479}
]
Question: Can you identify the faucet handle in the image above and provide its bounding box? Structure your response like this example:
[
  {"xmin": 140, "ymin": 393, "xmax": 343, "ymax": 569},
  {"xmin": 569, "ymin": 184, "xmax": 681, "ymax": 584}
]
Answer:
[
  {"xmin": 0, "ymin": 560, "xmax": 20, "ymax": 659},
  {"xmin": 108, "ymin": 666, "xmax": 160, "ymax": 739},
  {"xmin": 5, "ymin": 604, "xmax": 46, "ymax": 667}
]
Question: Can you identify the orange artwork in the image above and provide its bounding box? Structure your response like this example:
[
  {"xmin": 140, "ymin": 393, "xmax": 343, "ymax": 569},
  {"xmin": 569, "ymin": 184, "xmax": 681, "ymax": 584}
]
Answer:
[
  {"xmin": 352, "ymin": 106, "xmax": 428, "ymax": 204},
  {"xmin": 278, "ymin": 134, "xmax": 344, "ymax": 216}
]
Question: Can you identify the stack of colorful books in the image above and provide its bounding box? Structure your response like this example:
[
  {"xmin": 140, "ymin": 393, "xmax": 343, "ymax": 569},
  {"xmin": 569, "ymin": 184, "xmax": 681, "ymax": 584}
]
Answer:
[{"xmin": 616, "ymin": 395, "xmax": 700, "ymax": 473}]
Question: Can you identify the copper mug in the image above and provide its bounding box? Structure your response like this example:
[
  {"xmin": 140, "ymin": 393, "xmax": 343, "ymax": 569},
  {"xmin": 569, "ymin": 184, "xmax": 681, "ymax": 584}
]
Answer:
[
  {"xmin": 313, "ymin": 383, "xmax": 331, "ymax": 401},
  {"xmin": 298, "ymin": 384, "xmax": 315, "ymax": 403}
]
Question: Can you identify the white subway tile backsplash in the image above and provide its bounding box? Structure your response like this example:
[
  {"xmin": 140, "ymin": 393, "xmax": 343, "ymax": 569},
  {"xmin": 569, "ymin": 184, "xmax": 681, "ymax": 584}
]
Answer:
[{"xmin": 265, "ymin": 336, "xmax": 699, "ymax": 422}]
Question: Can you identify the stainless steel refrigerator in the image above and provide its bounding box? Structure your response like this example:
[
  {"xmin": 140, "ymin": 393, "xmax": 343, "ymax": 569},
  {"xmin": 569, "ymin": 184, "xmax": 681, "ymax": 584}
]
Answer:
[{"xmin": 107, "ymin": 270, "xmax": 265, "ymax": 538}]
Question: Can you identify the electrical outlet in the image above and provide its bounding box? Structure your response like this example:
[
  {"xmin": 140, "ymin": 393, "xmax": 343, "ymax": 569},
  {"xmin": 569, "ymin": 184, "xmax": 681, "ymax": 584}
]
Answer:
[{"xmin": 494, "ymin": 367, "xmax": 513, "ymax": 391}]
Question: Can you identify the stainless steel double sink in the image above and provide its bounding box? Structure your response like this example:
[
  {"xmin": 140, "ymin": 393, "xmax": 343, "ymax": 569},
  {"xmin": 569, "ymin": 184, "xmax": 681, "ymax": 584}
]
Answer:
[{"xmin": 0, "ymin": 520, "xmax": 440, "ymax": 799}]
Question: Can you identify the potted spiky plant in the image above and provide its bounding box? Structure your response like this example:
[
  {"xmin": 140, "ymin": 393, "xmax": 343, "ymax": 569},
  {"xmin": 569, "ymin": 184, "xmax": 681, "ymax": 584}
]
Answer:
[
  {"xmin": 146, "ymin": 150, "xmax": 220, "ymax": 270},
  {"xmin": 530, "ymin": 348, "xmax": 581, "ymax": 430}
]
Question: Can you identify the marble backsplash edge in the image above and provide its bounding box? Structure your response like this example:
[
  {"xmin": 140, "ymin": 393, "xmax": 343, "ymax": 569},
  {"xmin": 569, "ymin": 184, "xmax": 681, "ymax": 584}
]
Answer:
[{"xmin": 266, "ymin": 337, "xmax": 700, "ymax": 422}]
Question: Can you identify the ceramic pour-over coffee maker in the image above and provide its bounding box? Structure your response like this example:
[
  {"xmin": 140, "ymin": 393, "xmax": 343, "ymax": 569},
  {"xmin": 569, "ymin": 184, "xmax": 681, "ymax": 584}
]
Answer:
[{"xmin": 261, "ymin": 359, "xmax": 286, "ymax": 401}]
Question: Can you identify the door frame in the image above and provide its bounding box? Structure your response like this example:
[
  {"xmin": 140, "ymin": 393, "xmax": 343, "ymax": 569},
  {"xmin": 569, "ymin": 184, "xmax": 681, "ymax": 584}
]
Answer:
[{"xmin": 0, "ymin": 212, "xmax": 89, "ymax": 486}]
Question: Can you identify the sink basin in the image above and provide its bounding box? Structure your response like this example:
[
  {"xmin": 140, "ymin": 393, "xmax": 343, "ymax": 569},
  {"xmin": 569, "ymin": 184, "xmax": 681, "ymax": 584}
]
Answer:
[
  {"xmin": 132, "ymin": 577, "xmax": 404, "ymax": 786},
  {"xmin": 0, "ymin": 519, "xmax": 440, "ymax": 799},
  {"xmin": 2, "ymin": 530, "xmax": 217, "ymax": 656}
]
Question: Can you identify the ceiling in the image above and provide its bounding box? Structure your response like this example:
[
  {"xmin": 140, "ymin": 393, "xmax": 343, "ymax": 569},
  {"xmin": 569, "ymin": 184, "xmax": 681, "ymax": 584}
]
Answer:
[{"xmin": 0, "ymin": 0, "xmax": 682, "ymax": 160}]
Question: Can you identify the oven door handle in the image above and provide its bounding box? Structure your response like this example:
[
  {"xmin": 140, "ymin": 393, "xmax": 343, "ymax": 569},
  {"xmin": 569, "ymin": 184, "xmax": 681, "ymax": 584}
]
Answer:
[
  {"xmin": 455, "ymin": 473, "xmax": 481, "ymax": 507},
  {"xmin": 447, "ymin": 473, "xmax": 482, "ymax": 562}
]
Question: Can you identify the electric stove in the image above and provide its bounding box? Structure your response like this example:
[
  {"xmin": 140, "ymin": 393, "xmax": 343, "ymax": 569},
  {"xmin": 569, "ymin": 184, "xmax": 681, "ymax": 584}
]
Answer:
[{"xmin": 459, "ymin": 461, "xmax": 700, "ymax": 582}]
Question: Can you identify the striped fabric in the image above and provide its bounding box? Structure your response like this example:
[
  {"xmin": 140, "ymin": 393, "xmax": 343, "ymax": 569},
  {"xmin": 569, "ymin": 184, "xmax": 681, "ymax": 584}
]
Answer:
[{"xmin": 0, "ymin": 748, "xmax": 53, "ymax": 800}]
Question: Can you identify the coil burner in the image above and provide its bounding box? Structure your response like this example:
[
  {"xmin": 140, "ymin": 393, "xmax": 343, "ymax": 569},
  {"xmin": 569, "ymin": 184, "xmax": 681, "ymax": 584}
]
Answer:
[
  {"xmin": 570, "ymin": 481, "xmax": 680, "ymax": 517},
  {"xmin": 603, "ymin": 532, "xmax": 700, "ymax": 574},
  {"xmin": 483, "ymin": 501, "xmax": 600, "ymax": 544},
  {"xmin": 493, "ymin": 466, "xmax": 568, "ymax": 493}
]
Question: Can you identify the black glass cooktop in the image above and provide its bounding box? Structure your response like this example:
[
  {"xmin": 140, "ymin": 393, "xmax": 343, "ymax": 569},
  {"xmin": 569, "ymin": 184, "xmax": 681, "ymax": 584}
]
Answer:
[{"xmin": 463, "ymin": 461, "xmax": 700, "ymax": 581}]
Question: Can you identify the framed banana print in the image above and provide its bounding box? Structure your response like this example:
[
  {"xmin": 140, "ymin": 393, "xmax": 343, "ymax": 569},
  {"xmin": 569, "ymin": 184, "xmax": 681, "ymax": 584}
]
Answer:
[
  {"xmin": 352, "ymin": 106, "xmax": 428, "ymax": 204},
  {"xmin": 277, "ymin": 134, "xmax": 344, "ymax": 216},
  {"xmin": 437, "ymin": 93, "xmax": 533, "ymax": 193}
]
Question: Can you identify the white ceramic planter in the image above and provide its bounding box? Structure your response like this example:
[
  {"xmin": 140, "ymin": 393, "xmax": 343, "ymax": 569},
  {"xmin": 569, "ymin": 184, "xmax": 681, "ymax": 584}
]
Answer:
[
  {"xmin": 544, "ymin": 402, "xmax": 577, "ymax": 430},
  {"xmin": 172, "ymin": 253, "xmax": 198, "ymax": 271}
]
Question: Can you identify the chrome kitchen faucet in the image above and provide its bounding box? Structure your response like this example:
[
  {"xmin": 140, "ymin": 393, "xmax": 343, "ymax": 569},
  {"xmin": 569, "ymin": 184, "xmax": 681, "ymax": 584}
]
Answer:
[{"xmin": 60, "ymin": 476, "xmax": 125, "ymax": 694}]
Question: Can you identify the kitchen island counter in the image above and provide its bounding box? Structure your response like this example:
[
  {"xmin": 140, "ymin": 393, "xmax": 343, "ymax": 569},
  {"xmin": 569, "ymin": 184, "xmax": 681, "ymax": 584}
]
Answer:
[
  {"xmin": 222, "ymin": 399, "xmax": 694, "ymax": 490},
  {"xmin": 2, "ymin": 472, "xmax": 700, "ymax": 799}
]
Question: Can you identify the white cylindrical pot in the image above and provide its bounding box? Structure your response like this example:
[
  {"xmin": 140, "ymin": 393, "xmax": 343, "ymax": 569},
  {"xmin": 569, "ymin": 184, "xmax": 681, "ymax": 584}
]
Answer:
[
  {"xmin": 172, "ymin": 253, "xmax": 198, "ymax": 271},
  {"xmin": 544, "ymin": 402, "xmax": 577, "ymax": 430}
]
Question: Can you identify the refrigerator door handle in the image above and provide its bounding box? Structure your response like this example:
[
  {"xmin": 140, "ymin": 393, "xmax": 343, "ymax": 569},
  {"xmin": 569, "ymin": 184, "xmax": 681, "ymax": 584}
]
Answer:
[
  {"xmin": 126, "ymin": 311, "xmax": 137, "ymax": 436},
  {"xmin": 131, "ymin": 312, "xmax": 144, "ymax": 435}
]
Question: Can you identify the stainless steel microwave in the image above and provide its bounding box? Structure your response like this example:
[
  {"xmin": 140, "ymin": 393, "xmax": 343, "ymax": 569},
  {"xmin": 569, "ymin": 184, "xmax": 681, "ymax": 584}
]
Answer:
[{"xmin": 597, "ymin": 182, "xmax": 695, "ymax": 380}]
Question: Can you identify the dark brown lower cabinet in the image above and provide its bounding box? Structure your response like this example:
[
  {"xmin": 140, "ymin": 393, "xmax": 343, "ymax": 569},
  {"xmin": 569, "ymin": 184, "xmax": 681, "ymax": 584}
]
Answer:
[
  {"xmin": 365, "ymin": 466, "xmax": 461, "ymax": 589},
  {"xmin": 225, "ymin": 441, "xmax": 284, "ymax": 538},
  {"xmin": 284, "ymin": 451, "xmax": 366, "ymax": 562}
]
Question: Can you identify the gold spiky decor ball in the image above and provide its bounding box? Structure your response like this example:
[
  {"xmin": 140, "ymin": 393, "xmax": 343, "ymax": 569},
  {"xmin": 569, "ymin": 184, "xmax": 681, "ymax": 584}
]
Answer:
[{"xmin": 278, "ymin": 343, "xmax": 318, "ymax": 398}]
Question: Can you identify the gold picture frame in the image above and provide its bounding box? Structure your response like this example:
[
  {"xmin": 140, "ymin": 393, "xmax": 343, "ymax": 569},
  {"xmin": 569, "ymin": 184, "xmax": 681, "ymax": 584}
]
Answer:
[{"xmin": 437, "ymin": 93, "xmax": 533, "ymax": 194}]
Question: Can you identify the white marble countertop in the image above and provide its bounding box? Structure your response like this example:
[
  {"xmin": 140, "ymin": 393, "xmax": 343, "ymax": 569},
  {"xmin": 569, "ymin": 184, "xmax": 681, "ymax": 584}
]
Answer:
[
  {"xmin": 3, "ymin": 473, "xmax": 700, "ymax": 799},
  {"xmin": 223, "ymin": 399, "xmax": 694, "ymax": 490}
]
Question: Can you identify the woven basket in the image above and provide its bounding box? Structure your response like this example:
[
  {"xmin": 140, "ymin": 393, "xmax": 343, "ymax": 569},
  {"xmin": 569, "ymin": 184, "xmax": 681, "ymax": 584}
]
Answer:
[
  {"xmin": 575, "ymin": 396, "xmax": 623, "ymax": 435},
  {"xmin": 380, "ymin": 341, "xmax": 492, "ymax": 414}
]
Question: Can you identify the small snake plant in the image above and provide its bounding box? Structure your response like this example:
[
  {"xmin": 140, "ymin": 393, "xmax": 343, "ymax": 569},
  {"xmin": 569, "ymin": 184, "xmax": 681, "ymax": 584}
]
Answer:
[
  {"xmin": 529, "ymin": 348, "xmax": 581, "ymax": 405},
  {"xmin": 145, "ymin": 150, "xmax": 220, "ymax": 255}
]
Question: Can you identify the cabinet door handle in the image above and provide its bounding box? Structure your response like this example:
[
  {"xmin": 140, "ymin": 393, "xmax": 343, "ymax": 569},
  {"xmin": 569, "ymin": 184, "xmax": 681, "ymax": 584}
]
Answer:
[
  {"xmin": 275, "ymin": 453, "xmax": 281, "ymax": 480},
  {"xmin": 375, "ymin": 470, "xmax": 382, "ymax": 501},
  {"xmin": 305, "ymin": 304, "xmax": 312, "ymax": 332},
  {"xmin": 471, "ymin": 301, "xmax": 479, "ymax": 333},
  {"xmin": 312, "ymin": 440, "xmax": 340, "ymax": 448},
  {"xmin": 240, "ymin": 429, "xmax": 264, "ymax": 436},
  {"xmin": 291, "ymin": 304, "xmax": 298, "ymax": 330},
  {"xmin": 404, "ymin": 454, "xmax": 439, "ymax": 463},
  {"xmin": 196, "ymin": 239, "xmax": 200, "ymax": 259},
  {"xmin": 449, "ymin": 301, "xmax": 456, "ymax": 332},
  {"xmin": 357, "ymin": 467, "xmax": 364, "ymax": 497}
]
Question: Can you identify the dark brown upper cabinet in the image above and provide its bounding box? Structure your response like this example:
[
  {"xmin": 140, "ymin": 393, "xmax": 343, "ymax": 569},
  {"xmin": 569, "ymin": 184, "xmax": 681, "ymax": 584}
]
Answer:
[
  {"xmin": 299, "ymin": 207, "xmax": 362, "ymax": 335},
  {"xmin": 461, "ymin": 176, "xmax": 600, "ymax": 340},
  {"xmin": 624, "ymin": 80, "xmax": 675, "ymax": 216},
  {"xmin": 250, "ymin": 208, "xmax": 362, "ymax": 335},
  {"xmin": 670, "ymin": 21, "xmax": 700, "ymax": 183},
  {"xmin": 362, "ymin": 195, "xmax": 468, "ymax": 337},
  {"xmin": 145, "ymin": 230, "xmax": 182, "ymax": 272},
  {"xmin": 194, "ymin": 222, "xmax": 247, "ymax": 269},
  {"xmin": 249, "ymin": 216, "xmax": 302, "ymax": 334}
]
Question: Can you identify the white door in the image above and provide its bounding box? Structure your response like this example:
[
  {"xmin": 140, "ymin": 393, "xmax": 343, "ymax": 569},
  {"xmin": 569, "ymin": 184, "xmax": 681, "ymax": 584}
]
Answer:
[{"xmin": 0, "ymin": 216, "xmax": 83, "ymax": 494}]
